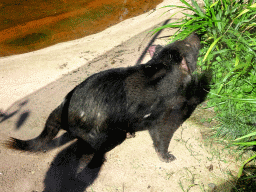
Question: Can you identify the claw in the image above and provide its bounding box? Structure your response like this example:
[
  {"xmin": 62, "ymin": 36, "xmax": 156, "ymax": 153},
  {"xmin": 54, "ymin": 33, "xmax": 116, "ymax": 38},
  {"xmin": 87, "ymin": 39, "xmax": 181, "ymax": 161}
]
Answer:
[{"xmin": 156, "ymin": 151, "xmax": 176, "ymax": 163}]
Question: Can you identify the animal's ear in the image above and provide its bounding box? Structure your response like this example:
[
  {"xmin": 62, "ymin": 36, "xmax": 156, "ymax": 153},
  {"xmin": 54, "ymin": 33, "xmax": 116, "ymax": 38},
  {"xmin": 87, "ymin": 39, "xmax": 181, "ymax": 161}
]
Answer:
[
  {"xmin": 148, "ymin": 45, "xmax": 163, "ymax": 58},
  {"xmin": 146, "ymin": 49, "xmax": 183, "ymax": 85}
]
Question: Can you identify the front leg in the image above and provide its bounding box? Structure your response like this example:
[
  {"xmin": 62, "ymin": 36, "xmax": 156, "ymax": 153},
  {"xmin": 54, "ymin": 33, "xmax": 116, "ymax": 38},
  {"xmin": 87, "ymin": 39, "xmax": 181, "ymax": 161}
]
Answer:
[{"xmin": 149, "ymin": 126, "xmax": 177, "ymax": 163}]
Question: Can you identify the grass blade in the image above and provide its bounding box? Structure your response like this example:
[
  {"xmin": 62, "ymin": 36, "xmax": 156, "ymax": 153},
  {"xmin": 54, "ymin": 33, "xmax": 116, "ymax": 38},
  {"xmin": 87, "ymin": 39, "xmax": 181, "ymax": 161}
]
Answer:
[
  {"xmin": 191, "ymin": 0, "xmax": 205, "ymax": 17},
  {"xmin": 233, "ymin": 141, "xmax": 256, "ymax": 146},
  {"xmin": 238, "ymin": 154, "xmax": 256, "ymax": 178},
  {"xmin": 235, "ymin": 131, "xmax": 256, "ymax": 141},
  {"xmin": 236, "ymin": 3, "xmax": 256, "ymax": 18},
  {"xmin": 203, "ymin": 36, "xmax": 222, "ymax": 62},
  {"xmin": 179, "ymin": 0, "xmax": 197, "ymax": 12}
]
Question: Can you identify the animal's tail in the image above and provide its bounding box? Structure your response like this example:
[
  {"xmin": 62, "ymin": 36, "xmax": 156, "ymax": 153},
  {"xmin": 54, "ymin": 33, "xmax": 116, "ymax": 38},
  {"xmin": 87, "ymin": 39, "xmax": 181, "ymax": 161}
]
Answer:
[
  {"xmin": 4, "ymin": 89, "xmax": 75, "ymax": 152},
  {"xmin": 4, "ymin": 106, "xmax": 63, "ymax": 152}
]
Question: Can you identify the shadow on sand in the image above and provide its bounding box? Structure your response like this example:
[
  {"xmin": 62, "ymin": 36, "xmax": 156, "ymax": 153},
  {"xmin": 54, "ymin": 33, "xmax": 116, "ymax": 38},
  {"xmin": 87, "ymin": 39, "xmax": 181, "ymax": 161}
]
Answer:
[{"xmin": 43, "ymin": 133, "xmax": 105, "ymax": 192}]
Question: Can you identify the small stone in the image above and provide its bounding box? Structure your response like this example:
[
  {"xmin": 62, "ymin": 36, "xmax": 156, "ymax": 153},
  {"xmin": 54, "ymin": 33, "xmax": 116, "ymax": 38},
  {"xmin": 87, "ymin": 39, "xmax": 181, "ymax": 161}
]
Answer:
[
  {"xmin": 208, "ymin": 183, "xmax": 217, "ymax": 191},
  {"xmin": 206, "ymin": 164, "xmax": 213, "ymax": 171}
]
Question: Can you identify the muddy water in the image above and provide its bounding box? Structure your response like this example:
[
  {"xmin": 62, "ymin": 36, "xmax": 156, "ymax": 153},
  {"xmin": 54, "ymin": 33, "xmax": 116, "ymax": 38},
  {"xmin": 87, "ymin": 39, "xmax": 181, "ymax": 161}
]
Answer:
[{"xmin": 0, "ymin": 0, "xmax": 162, "ymax": 56}]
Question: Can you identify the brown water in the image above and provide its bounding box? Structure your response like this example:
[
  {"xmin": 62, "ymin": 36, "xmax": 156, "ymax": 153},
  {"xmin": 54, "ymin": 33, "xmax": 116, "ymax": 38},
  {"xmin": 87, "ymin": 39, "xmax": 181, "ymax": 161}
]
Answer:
[{"xmin": 0, "ymin": 0, "xmax": 162, "ymax": 56}]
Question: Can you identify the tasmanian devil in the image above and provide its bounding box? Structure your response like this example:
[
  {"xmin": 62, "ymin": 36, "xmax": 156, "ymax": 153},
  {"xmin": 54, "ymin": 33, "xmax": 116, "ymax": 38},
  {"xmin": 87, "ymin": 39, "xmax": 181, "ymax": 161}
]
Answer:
[{"xmin": 4, "ymin": 33, "xmax": 211, "ymax": 163}]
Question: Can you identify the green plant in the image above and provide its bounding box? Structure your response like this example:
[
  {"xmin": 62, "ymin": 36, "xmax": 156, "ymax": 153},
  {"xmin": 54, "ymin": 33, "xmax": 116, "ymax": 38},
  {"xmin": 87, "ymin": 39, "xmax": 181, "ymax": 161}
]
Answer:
[
  {"xmin": 234, "ymin": 131, "xmax": 256, "ymax": 178},
  {"xmin": 154, "ymin": 0, "xmax": 256, "ymax": 68}
]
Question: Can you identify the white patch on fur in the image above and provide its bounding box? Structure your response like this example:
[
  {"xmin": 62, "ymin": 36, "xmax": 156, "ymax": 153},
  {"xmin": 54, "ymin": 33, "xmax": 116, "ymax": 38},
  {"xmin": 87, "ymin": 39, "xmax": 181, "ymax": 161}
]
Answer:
[
  {"xmin": 143, "ymin": 113, "xmax": 151, "ymax": 118},
  {"xmin": 80, "ymin": 111, "xmax": 85, "ymax": 117}
]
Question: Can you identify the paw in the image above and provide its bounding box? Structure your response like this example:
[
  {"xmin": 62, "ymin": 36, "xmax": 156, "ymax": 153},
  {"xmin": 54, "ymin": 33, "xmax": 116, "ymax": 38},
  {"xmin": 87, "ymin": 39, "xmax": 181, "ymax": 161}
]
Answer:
[
  {"xmin": 126, "ymin": 132, "xmax": 135, "ymax": 139},
  {"xmin": 157, "ymin": 152, "xmax": 176, "ymax": 163}
]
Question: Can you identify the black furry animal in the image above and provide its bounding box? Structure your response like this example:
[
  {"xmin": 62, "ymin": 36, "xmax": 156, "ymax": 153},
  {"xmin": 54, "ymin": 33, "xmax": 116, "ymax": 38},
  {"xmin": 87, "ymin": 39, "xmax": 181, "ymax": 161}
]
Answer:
[{"xmin": 4, "ymin": 33, "xmax": 211, "ymax": 163}]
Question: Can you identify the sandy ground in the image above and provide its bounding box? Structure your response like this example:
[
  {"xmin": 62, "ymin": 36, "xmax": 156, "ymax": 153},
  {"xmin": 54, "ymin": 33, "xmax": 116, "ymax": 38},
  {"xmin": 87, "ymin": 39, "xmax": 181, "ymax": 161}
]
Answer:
[{"xmin": 0, "ymin": 0, "xmax": 241, "ymax": 191}]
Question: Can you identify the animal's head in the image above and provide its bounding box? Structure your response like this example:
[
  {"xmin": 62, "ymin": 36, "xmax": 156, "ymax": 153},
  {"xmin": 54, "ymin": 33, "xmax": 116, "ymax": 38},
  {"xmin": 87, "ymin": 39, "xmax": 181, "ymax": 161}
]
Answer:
[{"xmin": 151, "ymin": 33, "xmax": 201, "ymax": 75}]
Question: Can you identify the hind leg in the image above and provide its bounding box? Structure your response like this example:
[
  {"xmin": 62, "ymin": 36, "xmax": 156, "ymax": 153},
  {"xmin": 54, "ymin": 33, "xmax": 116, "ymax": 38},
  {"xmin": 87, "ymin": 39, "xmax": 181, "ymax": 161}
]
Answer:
[
  {"xmin": 76, "ymin": 127, "xmax": 127, "ymax": 154},
  {"xmin": 92, "ymin": 129, "xmax": 126, "ymax": 153},
  {"xmin": 79, "ymin": 128, "xmax": 127, "ymax": 168}
]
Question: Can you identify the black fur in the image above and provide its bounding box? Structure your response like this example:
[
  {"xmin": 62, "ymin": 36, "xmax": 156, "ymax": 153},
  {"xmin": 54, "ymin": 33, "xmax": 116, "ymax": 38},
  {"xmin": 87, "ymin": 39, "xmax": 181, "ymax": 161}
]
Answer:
[{"xmin": 4, "ymin": 33, "xmax": 211, "ymax": 163}]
